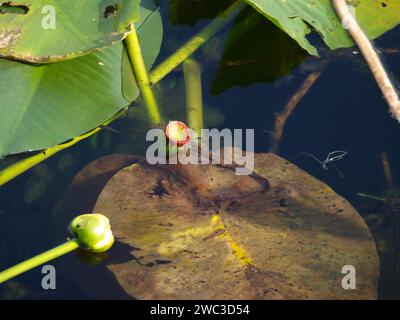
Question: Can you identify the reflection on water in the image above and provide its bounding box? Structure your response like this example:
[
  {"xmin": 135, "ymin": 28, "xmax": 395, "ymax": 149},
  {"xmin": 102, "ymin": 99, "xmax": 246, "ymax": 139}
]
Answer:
[{"xmin": 1, "ymin": 0, "xmax": 400, "ymax": 299}]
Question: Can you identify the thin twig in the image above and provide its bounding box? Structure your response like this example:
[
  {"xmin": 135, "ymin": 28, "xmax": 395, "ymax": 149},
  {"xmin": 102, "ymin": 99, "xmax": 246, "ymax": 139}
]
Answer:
[
  {"xmin": 269, "ymin": 62, "xmax": 327, "ymax": 154},
  {"xmin": 381, "ymin": 152, "xmax": 394, "ymax": 194}
]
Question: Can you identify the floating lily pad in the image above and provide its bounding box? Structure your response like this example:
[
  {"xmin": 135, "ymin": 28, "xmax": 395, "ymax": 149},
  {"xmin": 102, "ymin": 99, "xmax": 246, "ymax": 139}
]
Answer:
[
  {"xmin": 51, "ymin": 154, "xmax": 141, "ymax": 298},
  {"xmin": 0, "ymin": 0, "xmax": 140, "ymax": 63},
  {"xmin": 91, "ymin": 152, "xmax": 378, "ymax": 299},
  {"xmin": 0, "ymin": 0, "xmax": 163, "ymax": 157},
  {"xmin": 53, "ymin": 154, "xmax": 139, "ymax": 221}
]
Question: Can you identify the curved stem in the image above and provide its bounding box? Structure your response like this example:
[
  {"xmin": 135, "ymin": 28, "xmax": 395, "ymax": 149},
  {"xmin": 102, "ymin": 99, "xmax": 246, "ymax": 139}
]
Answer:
[
  {"xmin": 0, "ymin": 239, "xmax": 80, "ymax": 284},
  {"xmin": 381, "ymin": 152, "xmax": 394, "ymax": 194},
  {"xmin": 149, "ymin": 0, "xmax": 245, "ymax": 85},
  {"xmin": 0, "ymin": 109, "xmax": 127, "ymax": 186},
  {"xmin": 269, "ymin": 64, "xmax": 326, "ymax": 154},
  {"xmin": 125, "ymin": 26, "xmax": 162, "ymax": 125}
]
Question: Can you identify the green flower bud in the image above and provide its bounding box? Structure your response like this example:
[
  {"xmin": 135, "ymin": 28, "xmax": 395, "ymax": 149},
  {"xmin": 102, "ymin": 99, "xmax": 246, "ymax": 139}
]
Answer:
[{"xmin": 69, "ymin": 214, "xmax": 114, "ymax": 253}]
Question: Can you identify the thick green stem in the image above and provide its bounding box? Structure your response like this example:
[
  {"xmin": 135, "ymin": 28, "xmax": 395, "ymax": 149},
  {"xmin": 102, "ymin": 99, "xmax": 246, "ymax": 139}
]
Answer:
[
  {"xmin": 125, "ymin": 27, "xmax": 162, "ymax": 125},
  {"xmin": 183, "ymin": 58, "xmax": 204, "ymax": 134},
  {"xmin": 149, "ymin": 0, "xmax": 245, "ymax": 85},
  {"xmin": 0, "ymin": 213, "xmax": 114, "ymax": 283},
  {"xmin": 0, "ymin": 109, "xmax": 127, "ymax": 186},
  {"xmin": 0, "ymin": 239, "xmax": 80, "ymax": 284}
]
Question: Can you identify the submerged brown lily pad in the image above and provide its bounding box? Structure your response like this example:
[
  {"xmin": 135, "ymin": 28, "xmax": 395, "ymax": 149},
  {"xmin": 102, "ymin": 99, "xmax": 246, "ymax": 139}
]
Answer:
[
  {"xmin": 92, "ymin": 152, "xmax": 379, "ymax": 299},
  {"xmin": 53, "ymin": 154, "xmax": 139, "ymax": 231}
]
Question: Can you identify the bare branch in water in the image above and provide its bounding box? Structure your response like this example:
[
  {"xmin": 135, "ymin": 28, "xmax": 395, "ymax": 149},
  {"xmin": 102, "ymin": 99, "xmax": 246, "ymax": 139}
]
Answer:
[
  {"xmin": 269, "ymin": 62, "xmax": 328, "ymax": 154},
  {"xmin": 381, "ymin": 152, "xmax": 394, "ymax": 194}
]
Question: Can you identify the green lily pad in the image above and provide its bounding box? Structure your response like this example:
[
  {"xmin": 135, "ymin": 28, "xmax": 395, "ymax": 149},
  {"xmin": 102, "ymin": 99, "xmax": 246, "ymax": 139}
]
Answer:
[
  {"xmin": 90, "ymin": 152, "xmax": 378, "ymax": 299},
  {"xmin": 0, "ymin": 43, "xmax": 129, "ymax": 157},
  {"xmin": 0, "ymin": 0, "xmax": 140, "ymax": 63},
  {"xmin": 53, "ymin": 154, "xmax": 140, "ymax": 220},
  {"xmin": 244, "ymin": 0, "xmax": 400, "ymax": 55},
  {"xmin": 0, "ymin": 0, "xmax": 163, "ymax": 157}
]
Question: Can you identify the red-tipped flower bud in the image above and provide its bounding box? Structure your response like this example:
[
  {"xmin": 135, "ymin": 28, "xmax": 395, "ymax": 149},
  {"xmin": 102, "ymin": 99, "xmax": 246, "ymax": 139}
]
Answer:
[{"xmin": 165, "ymin": 121, "xmax": 191, "ymax": 147}]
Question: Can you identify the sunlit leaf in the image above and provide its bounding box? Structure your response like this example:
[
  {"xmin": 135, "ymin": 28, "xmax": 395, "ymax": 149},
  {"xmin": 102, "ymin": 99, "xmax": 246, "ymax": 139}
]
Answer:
[
  {"xmin": 0, "ymin": 44, "xmax": 128, "ymax": 157},
  {"xmin": 244, "ymin": 0, "xmax": 400, "ymax": 55},
  {"xmin": 0, "ymin": 0, "xmax": 163, "ymax": 157},
  {"xmin": 0, "ymin": 0, "xmax": 140, "ymax": 63}
]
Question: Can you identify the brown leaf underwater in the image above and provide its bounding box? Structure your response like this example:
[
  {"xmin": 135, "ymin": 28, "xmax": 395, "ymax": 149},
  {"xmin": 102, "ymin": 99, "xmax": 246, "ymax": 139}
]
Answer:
[{"xmin": 54, "ymin": 152, "xmax": 379, "ymax": 299}]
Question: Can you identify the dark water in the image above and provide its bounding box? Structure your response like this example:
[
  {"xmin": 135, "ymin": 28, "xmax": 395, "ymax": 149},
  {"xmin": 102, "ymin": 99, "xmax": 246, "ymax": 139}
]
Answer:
[{"xmin": 1, "ymin": 1, "xmax": 400, "ymax": 299}]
